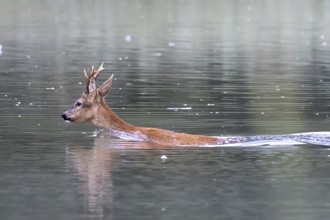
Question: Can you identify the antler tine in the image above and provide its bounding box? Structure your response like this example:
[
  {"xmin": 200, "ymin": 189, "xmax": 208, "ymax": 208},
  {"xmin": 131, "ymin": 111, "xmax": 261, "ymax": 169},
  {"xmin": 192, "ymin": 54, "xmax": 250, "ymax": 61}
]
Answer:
[
  {"xmin": 98, "ymin": 61, "xmax": 105, "ymax": 71},
  {"xmin": 98, "ymin": 61, "xmax": 106, "ymax": 72},
  {"xmin": 93, "ymin": 62, "xmax": 106, "ymax": 79},
  {"xmin": 84, "ymin": 66, "xmax": 96, "ymax": 93},
  {"xmin": 86, "ymin": 62, "xmax": 106, "ymax": 80},
  {"xmin": 84, "ymin": 63, "xmax": 107, "ymax": 93},
  {"xmin": 84, "ymin": 69, "xmax": 89, "ymax": 84}
]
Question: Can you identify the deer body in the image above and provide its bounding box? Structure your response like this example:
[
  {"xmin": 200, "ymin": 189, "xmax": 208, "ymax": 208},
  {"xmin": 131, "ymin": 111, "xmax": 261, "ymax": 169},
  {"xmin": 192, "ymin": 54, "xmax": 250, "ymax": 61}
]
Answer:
[
  {"xmin": 62, "ymin": 63, "xmax": 235, "ymax": 146},
  {"xmin": 93, "ymin": 102, "xmax": 225, "ymax": 145}
]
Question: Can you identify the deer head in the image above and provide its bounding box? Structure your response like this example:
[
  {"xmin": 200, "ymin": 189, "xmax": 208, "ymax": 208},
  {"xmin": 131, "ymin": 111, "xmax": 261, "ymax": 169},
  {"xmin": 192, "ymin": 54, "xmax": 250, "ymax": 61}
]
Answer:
[{"xmin": 61, "ymin": 62, "xmax": 114, "ymax": 123}]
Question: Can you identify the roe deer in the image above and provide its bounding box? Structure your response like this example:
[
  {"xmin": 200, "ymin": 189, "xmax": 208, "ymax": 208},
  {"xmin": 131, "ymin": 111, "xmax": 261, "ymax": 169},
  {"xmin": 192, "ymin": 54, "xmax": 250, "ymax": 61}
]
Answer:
[{"xmin": 61, "ymin": 63, "xmax": 239, "ymax": 146}]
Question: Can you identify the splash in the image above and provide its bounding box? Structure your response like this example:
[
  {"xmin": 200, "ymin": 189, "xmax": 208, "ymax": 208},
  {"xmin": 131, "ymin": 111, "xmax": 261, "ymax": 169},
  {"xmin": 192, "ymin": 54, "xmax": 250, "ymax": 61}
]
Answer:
[
  {"xmin": 224, "ymin": 132, "xmax": 330, "ymax": 147},
  {"xmin": 98, "ymin": 128, "xmax": 330, "ymax": 147}
]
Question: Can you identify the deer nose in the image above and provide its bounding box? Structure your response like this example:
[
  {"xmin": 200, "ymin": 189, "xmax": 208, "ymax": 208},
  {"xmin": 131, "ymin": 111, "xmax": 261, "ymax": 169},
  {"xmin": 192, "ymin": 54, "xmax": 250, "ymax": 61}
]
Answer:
[{"xmin": 61, "ymin": 113, "xmax": 70, "ymax": 121}]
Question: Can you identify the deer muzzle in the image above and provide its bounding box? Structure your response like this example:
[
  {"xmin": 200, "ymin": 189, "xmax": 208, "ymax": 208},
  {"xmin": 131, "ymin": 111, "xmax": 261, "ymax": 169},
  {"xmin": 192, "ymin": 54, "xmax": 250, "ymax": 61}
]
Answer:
[{"xmin": 61, "ymin": 113, "xmax": 71, "ymax": 121}]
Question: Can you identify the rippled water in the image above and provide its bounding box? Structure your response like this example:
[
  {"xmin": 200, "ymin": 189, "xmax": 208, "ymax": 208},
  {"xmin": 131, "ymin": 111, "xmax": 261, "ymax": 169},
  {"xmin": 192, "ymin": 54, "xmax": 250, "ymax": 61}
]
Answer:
[{"xmin": 1, "ymin": 0, "xmax": 330, "ymax": 219}]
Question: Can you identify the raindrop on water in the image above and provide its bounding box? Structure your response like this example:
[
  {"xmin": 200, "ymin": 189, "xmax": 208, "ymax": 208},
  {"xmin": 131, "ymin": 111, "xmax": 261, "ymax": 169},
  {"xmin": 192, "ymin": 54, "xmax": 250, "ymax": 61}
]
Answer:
[
  {"xmin": 160, "ymin": 155, "xmax": 167, "ymax": 162},
  {"xmin": 125, "ymin": 35, "xmax": 132, "ymax": 42}
]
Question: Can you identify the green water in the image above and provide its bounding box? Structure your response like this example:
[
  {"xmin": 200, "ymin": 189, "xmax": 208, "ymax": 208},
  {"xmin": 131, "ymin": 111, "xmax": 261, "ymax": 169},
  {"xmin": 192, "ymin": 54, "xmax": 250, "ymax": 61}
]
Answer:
[{"xmin": 1, "ymin": 0, "xmax": 330, "ymax": 219}]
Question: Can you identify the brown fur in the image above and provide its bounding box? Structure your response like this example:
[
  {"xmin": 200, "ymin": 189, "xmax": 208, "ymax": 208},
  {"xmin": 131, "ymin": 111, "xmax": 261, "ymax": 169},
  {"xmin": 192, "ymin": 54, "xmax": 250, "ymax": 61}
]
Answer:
[{"xmin": 62, "ymin": 64, "xmax": 231, "ymax": 146}]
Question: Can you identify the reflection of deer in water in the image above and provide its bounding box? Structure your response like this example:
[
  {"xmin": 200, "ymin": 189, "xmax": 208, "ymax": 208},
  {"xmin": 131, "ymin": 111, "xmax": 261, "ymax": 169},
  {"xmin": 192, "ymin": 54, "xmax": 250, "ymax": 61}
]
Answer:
[
  {"xmin": 66, "ymin": 135, "xmax": 117, "ymax": 217},
  {"xmin": 61, "ymin": 63, "xmax": 238, "ymax": 146}
]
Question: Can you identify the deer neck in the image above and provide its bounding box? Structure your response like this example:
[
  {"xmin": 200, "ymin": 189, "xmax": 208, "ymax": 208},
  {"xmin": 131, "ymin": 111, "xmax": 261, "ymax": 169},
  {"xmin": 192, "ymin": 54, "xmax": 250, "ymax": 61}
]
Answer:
[{"xmin": 91, "ymin": 101, "xmax": 136, "ymax": 132}]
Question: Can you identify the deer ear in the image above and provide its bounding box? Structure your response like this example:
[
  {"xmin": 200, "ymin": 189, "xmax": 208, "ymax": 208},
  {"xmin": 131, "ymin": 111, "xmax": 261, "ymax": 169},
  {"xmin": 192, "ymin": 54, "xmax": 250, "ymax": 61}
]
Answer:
[
  {"xmin": 98, "ymin": 74, "xmax": 114, "ymax": 97},
  {"xmin": 88, "ymin": 77, "xmax": 97, "ymax": 94}
]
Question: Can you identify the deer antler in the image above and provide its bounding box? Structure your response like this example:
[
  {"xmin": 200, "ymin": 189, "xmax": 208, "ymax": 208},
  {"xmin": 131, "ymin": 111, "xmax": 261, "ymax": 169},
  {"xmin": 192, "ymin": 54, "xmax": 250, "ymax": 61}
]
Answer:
[{"xmin": 84, "ymin": 62, "xmax": 106, "ymax": 93}]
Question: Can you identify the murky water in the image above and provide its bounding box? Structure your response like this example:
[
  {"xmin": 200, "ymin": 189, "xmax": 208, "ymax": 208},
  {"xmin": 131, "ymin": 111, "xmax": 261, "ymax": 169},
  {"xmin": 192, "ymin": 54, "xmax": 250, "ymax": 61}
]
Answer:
[{"xmin": 1, "ymin": 0, "xmax": 330, "ymax": 219}]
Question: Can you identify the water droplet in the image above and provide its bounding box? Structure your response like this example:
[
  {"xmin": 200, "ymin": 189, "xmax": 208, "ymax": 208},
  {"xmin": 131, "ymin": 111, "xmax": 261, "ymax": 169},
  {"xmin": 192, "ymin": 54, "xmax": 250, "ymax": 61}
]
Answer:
[
  {"xmin": 168, "ymin": 42, "xmax": 175, "ymax": 47},
  {"xmin": 92, "ymin": 131, "xmax": 99, "ymax": 137},
  {"xmin": 125, "ymin": 35, "xmax": 132, "ymax": 42},
  {"xmin": 153, "ymin": 52, "xmax": 162, "ymax": 57},
  {"xmin": 167, "ymin": 107, "xmax": 192, "ymax": 111},
  {"xmin": 160, "ymin": 155, "xmax": 167, "ymax": 160}
]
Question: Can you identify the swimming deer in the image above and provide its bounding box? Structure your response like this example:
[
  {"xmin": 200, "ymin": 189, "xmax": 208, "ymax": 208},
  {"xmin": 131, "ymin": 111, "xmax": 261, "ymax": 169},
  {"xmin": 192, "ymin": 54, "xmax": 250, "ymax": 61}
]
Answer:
[{"xmin": 61, "ymin": 63, "xmax": 240, "ymax": 146}]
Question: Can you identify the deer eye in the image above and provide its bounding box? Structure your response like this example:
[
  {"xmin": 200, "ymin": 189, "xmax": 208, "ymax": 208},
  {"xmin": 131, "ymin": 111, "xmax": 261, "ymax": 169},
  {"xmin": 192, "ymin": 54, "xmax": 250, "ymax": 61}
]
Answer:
[{"xmin": 76, "ymin": 101, "xmax": 82, "ymax": 107}]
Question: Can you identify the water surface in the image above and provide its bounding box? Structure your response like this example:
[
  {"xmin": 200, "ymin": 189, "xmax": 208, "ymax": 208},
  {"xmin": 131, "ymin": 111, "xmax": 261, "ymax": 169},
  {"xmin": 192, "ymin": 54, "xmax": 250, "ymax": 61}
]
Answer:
[{"xmin": 1, "ymin": 0, "xmax": 330, "ymax": 219}]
